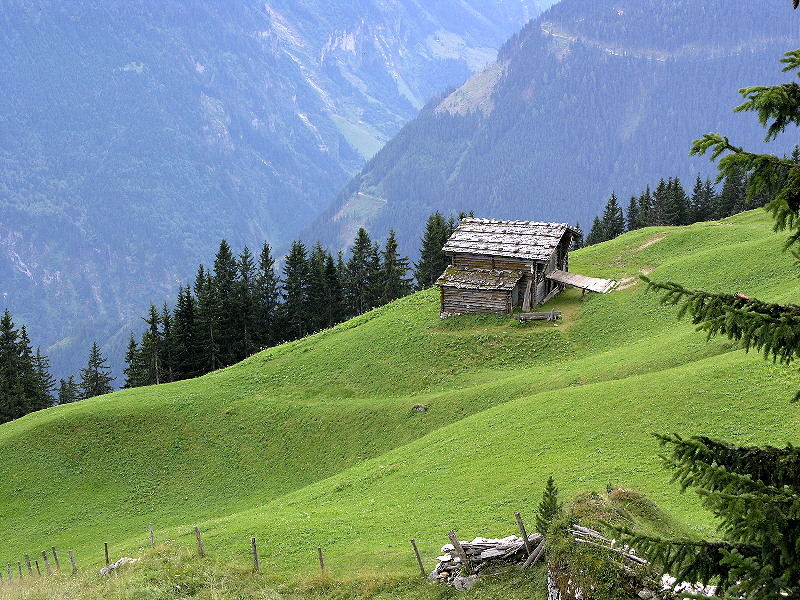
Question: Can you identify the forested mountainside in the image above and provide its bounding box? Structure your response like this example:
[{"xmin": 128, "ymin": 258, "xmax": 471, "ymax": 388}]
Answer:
[
  {"xmin": 308, "ymin": 0, "xmax": 797, "ymax": 252},
  {"xmin": 0, "ymin": 0, "xmax": 553, "ymax": 379}
]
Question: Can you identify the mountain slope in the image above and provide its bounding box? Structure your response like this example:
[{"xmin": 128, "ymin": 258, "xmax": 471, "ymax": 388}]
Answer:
[
  {"xmin": 1, "ymin": 209, "xmax": 798, "ymax": 576},
  {"xmin": 308, "ymin": 0, "xmax": 797, "ymax": 251},
  {"xmin": 0, "ymin": 0, "xmax": 552, "ymax": 379}
]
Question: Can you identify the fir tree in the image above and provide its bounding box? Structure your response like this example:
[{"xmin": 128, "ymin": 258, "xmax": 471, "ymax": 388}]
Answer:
[
  {"xmin": 57, "ymin": 376, "xmax": 79, "ymax": 405},
  {"xmin": 535, "ymin": 476, "xmax": 562, "ymax": 535},
  {"xmin": 322, "ymin": 252, "xmax": 344, "ymax": 328},
  {"xmin": 638, "ymin": 186, "xmax": 653, "ymax": 228},
  {"xmin": 213, "ymin": 240, "xmax": 239, "ymax": 366},
  {"xmin": 281, "ymin": 241, "xmax": 310, "ymax": 341},
  {"xmin": 254, "ymin": 242, "xmax": 280, "ymax": 348},
  {"xmin": 122, "ymin": 333, "xmax": 146, "ymax": 388},
  {"xmin": 624, "ymin": 49, "xmax": 800, "ymax": 599},
  {"xmin": 626, "ymin": 196, "xmax": 640, "ymax": 232},
  {"xmin": 195, "ymin": 264, "xmax": 221, "ymax": 373},
  {"xmin": 32, "ymin": 348, "xmax": 55, "ymax": 409},
  {"xmin": 345, "ymin": 228, "xmax": 378, "ymax": 315},
  {"xmin": 172, "ymin": 285, "xmax": 200, "ymax": 380},
  {"xmin": 380, "ymin": 230, "xmax": 413, "ymax": 304},
  {"xmin": 601, "ymin": 192, "xmax": 625, "ymax": 239},
  {"xmin": 235, "ymin": 246, "xmax": 257, "ymax": 360},
  {"xmin": 414, "ymin": 212, "xmax": 452, "ymax": 289},
  {"xmin": 79, "ymin": 342, "xmax": 114, "ymax": 399},
  {"xmin": 585, "ymin": 216, "xmax": 604, "ymax": 246}
]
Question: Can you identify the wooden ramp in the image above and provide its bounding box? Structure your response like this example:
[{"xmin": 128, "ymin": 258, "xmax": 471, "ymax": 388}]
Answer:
[{"xmin": 546, "ymin": 269, "xmax": 617, "ymax": 294}]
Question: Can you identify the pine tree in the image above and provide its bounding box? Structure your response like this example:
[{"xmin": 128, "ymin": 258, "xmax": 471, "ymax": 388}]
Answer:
[
  {"xmin": 307, "ymin": 243, "xmax": 330, "ymax": 332},
  {"xmin": 344, "ymin": 228, "xmax": 378, "ymax": 315},
  {"xmin": 122, "ymin": 333, "xmax": 146, "ymax": 388},
  {"xmin": 140, "ymin": 304, "xmax": 162, "ymax": 385},
  {"xmin": 651, "ymin": 178, "xmax": 669, "ymax": 225},
  {"xmin": 160, "ymin": 303, "xmax": 175, "ymax": 383},
  {"xmin": 664, "ymin": 177, "xmax": 689, "ymax": 225},
  {"xmin": 715, "ymin": 166, "xmax": 746, "ymax": 218},
  {"xmin": 380, "ymin": 230, "xmax": 413, "ymax": 304},
  {"xmin": 623, "ymin": 49, "xmax": 800, "ymax": 599},
  {"xmin": 235, "ymin": 245, "xmax": 257, "ymax": 360},
  {"xmin": 414, "ymin": 212, "xmax": 452, "ymax": 289},
  {"xmin": 79, "ymin": 342, "xmax": 114, "ymax": 399},
  {"xmin": 32, "ymin": 348, "xmax": 55, "ymax": 410},
  {"xmin": 322, "ymin": 252, "xmax": 344, "ymax": 327},
  {"xmin": 57, "ymin": 376, "xmax": 79, "ymax": 405},
  {"xmin": 573, "ymin": 223, "xmax": 584, "ymax": 249},
  {"xmin": 172, "ymin": 285, "xmax": 200, "ymax": 380},
  {"xmin": 626, "ymin": 196, "xmax": 640, "ymax": 231},
  {"xmin": 213, "ymin": 240, "xmax": 239, "ymax": 366},
  {"xmin": 195, "ymin": 264, "xmax": 221, "ymax": 373},
  {"xmin": 585, "ymin": 216, "xmax": 605, "ymax": 246},
  {"xmin": 254, "ymin": 242, "xmax": 281, "ymax": 348},
  {"xmin": 535, "ymin": 476, "xmax": 562, "ymax": 535},
  {"xmin": 601, "ymin": 193, "xmax": 625, "ymax": 239},
  {"xmin": 281, "ymin": 241, "xmax": 310, "ymax": 341},
  {"xmin": 638, "ymin": 186, "xmax": 653, "ymax": 228},
  {"xmin": 0, "ymin": 311, "xmax": 26, "ymax": 423}
]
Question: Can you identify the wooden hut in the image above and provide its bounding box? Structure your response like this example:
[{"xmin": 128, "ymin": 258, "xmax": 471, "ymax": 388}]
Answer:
[{"xmin": 436, "ymin": 218, "xmax": 615, "ymax": 316}]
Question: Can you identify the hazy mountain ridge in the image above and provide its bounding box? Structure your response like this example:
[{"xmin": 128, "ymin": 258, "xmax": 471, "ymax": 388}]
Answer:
[
  {"xmin": 0, "ymin": 0, "xmax": 552, "ymax": 379},
  {"xmin": 307, "ymin": 0, "xmax": 796, "ymax": 253}
]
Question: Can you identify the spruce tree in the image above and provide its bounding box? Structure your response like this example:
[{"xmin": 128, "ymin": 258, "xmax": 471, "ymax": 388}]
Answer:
[
  {"xmin": 322, "ymin": 252, "xmax": 344, "ymax": 327},
  {"xmin": 57, "ymin": 376, "xmax": 79, "ymax": 405},
  {"xmin": 601, "ymin": 193, "xmax": 625, "ymax": 239},
  {"xmin": 32, "ymin": 348, "xmax": 55, "ymax": 410},
  {"xmin": 122, "ymin": 333, "xmax": 146, "ymax": 388},
  {"xmin": 213, "ymin": 240, "xmax": 239, "ymax": 366},
  {"xmin": 307, "ymin": 243, "xmax": 330, "ymax": 332},
  {"xmin": 172, "ymin": 285, "xmax": 200, "ymax": 380},
  {"xmin": 345, "ymin": 228, "xmax": 378, "ymax": 315},
  {"xmin": 254, "ymin": 242, "xmax": 281, "ymax": 347},
  {"xmin": 140, "ymin": 304, "xmax": 162, "ymax": 385},
  {"xmin": 626, "ymin": 196, "xmax": 640, "ymax": 232},
  {"xmin": 585, "ymin": 216, "xmax": 605, "ymax": 246},
  {"xmin": 0, "ymin": 311, "xmax": 25, "ymax": 423},
  {"xmin": 380, "ymin": 230, "xmax": 413, "ymax": 304},
  {"xmin": 195, "ymin": 264, "xmax": 221, "ymax": 373},
  {"xmin": 638, "ymin": 186, "xmax": 653, "ymax": 228},
  {"xmin": 715, "ymin": 167, "xmax": 746, "ymax": 218},
  {"xmin": 281, "ymin": 241, "xmax": 310, "ymax": 341},
  {"xmin": 235, "ymin": 246, "xmax": 257, "ymax": 360},
  {"xmin": 622, "ymin": 49, "xmax": 800, "ymax": 599},
  {"xmin": 536, "ymin": 476, "xmax": 563, "ymax": 535},
  {"xmin": 414, "ymin": 212, "xmax": 451, "ymax": 289},
  {"xmin": 664, "ymin": 177, "xmax": 690, "ymax": 225},
  {"xmin": 79, "ymin": 342, "xmax": 114, "ymax": 399}
]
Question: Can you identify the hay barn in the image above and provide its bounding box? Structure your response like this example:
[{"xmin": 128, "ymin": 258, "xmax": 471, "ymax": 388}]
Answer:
[{"xmin": 436, "ymin": 218, "xmax": 615, "ymax": 316}]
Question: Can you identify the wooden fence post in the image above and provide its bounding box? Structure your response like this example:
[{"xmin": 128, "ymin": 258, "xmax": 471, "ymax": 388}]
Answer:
[
  {"xmin": 149, "ymin": 523, "xmax": 155, "ymax": 548},
  {"xmin": 250, "ymin": 537, "xmax": 260, "ymax": 573},
  {"xmin": 24, "ymin": 555, "xmax": 32, "ymax": 576},
  {"xmin": 515, "ymin": 512, "xmax": 533, "ymax": 555},
  {"xmin": 52, "ymin": 547, "xmax": 60, "ymax": 571},
  {"xmin": 194, "ymin": 526, "xmax": 205, "ymax": 557},
  {"xmin": 317, "ymin": 547, "xmax": 325, "ymax": 573},
  {"xmin": 448, "ymin": 530, "xmax": 471, "ymax": 574},
  {"xmin": 410, "ymin": 539, "xmax": 426, "ymax": 577},
  {"xmin": 17, "ymin": 562, "xmax": 22, "ymax": 578},
  {"xmin": 34, "ymin": 560, "xmax": 40, "ymax": 576},
  {"xmin": 69, "ymin": 550, "xmax": 77, "ymax": 575},
  {"xmin": 104, "ymin": 542, "xmax": 110, "ymax": 566},
  {"xmin": 42, "ymin": 550, "xmax": 51, "ymax": 575},
  {"xmin": 6, "ymin": 564, "xmax": 11, "ymax": 581}
]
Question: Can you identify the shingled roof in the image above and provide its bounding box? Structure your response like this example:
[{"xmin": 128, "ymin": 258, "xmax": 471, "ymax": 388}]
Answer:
[
  {"xmin": 442, "ymin": 218, "xmax": 580, "ymax": 261},
  {"xmin": 436, "ymin": 265, "xmax": 522, "ymax": 290}
]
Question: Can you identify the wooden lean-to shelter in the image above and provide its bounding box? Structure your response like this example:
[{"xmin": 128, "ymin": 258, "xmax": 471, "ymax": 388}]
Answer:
[{"xmin": 436, "ymin": 218, "xmax": 616, "ymax": 316}]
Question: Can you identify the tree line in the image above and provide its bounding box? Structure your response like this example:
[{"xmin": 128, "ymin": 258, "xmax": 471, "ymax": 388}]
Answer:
[
  {"xmin": 584, "ymin": 147, "xmax": 800, "ymax": 246},
  {"xmin": 122, "ymin": 214, "xmax": 465, "ymax": 389},
  {"xmin": 0, "ymin": 211, "xmax": 465, "ymax": 418},
  {"xmin": 0, "ymin": 310, "xmax": 115, "ymax": 424}
]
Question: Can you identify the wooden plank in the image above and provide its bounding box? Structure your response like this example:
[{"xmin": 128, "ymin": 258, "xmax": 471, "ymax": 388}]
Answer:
[
  {"xmin": 546, "ymin": 269, "xmax": 616, "ymax": 293},
  {"xmin": 515, "ymin": 513, "xmax": 533, "ymax": 556},
  {"xmin": 448, "ymin": 530, "xmax": 471, "ymax": 574}
]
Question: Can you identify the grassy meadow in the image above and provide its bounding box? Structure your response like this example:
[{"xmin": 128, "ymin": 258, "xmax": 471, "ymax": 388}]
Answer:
[{"xmin": 1, "ymin": 209, "xmax": 798, "ymax": 597}]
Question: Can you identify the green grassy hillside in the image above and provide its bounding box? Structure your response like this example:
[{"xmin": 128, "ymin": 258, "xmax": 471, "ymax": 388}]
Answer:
[{"xmin": 1, "ymin": 210, "xmax": 798, "ymax": 584}]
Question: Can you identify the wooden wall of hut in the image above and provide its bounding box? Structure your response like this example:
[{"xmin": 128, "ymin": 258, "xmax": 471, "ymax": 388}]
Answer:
[{"xmin": 441, "ymin": 288, "xmax": 512, "ymax": 314}]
